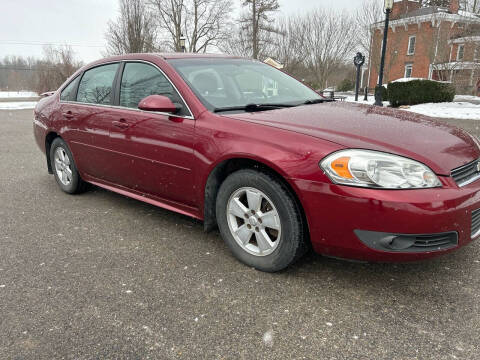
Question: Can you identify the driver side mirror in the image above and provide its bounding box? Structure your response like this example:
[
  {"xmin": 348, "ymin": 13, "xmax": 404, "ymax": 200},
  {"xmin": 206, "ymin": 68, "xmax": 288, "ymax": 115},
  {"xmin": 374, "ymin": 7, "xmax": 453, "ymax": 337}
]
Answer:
[{"xmin": 138, "ymin": 95, "xmax": 180, "ymax": 114}]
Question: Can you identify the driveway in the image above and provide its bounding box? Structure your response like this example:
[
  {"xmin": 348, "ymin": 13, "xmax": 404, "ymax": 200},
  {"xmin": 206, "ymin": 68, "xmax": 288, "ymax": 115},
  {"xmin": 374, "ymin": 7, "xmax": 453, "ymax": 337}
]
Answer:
[{"xmin": 1, "ymin": 109, "xmax": 479, "ymax": 359}]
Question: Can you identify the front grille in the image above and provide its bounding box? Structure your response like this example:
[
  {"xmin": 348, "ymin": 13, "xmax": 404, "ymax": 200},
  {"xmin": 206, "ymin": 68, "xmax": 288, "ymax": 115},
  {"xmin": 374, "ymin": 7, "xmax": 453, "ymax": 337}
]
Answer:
[
  {"xmin": 451, "ymin": 159, "xmax": 480, "ymax": 187},
  {"xmin": 472, "ymin": 208, "xmax": 480, "ymax": 238}
]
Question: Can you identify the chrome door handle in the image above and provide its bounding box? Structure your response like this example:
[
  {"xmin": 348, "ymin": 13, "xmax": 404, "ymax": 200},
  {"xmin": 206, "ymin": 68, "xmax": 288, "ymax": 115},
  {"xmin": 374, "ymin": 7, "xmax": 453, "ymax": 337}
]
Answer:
[
  {"xmin": 113, "ymin": 119, "xmax": 129, "ymax": 129},
  {"xmin": 63, "ymin": 111, "xmax": 74, "ymax": 119}
]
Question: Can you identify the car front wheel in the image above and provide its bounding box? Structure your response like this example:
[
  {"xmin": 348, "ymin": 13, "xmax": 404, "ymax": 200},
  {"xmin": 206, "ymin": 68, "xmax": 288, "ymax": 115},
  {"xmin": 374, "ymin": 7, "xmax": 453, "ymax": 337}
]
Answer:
[{"xmin": 216, "ymin": 169, "xmax": 306, "ymax": 272}]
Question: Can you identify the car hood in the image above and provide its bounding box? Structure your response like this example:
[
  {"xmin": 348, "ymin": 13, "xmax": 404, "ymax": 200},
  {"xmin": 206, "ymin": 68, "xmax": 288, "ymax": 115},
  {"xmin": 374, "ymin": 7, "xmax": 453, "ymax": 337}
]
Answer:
[{"xmin": 224, "ymin": 102, "xmax": 479, "ymax": 175}]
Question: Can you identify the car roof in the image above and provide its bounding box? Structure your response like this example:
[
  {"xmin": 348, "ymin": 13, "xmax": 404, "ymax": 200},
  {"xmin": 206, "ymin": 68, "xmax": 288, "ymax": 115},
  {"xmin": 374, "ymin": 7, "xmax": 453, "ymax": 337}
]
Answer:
[
  {"xmin": 84, "ymin": 52, "xmax": 250, "ymax": 69},
  {"xmin": 156, "ymin": 53, "xmax": 246, "ymax": 60}
]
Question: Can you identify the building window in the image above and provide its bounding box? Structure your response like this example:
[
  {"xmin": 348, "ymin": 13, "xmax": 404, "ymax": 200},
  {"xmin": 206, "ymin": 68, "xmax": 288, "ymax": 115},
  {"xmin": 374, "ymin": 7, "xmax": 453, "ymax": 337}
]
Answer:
[
  {"xmin": 407, "ymin": 36, "xmax": 416, "ymax": 55},
  {"xmin": 404, "ymin": 64, "xmax": 413, "ymax": 78},
  {"xmin": 457, "ymin": 44, "xmax": 465, "ymax": 61}
]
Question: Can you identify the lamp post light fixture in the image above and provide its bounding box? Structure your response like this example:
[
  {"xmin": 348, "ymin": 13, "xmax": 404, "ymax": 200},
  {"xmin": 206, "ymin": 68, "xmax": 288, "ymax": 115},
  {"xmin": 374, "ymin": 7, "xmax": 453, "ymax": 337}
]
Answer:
[
  {"xmin": 180, "ymin": 34, "xmax": 186, "ymax": 53},
  {"xmin": 374, "ymin": 0, "xmax": 394, "ymax": 106}
]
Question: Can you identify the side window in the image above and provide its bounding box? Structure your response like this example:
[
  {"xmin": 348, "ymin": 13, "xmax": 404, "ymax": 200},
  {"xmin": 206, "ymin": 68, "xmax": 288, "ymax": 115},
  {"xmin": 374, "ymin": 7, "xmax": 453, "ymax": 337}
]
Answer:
[
  {"xmin": 76, "ymin": 63, "xmax": 119, "ymax": 105},
  {"xmin": 60, "ymin": 76, "xmax": 80, "ymax": 101},
  {"xmin": 120, "ymin": 62, "xmax": 189, "ymax": 116}
]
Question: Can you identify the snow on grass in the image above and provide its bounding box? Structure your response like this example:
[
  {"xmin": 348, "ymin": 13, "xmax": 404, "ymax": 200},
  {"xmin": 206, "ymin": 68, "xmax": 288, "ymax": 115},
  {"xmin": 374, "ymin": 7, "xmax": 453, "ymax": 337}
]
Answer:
[
  {"xmin": 0, "ymin": 91, "xmax": 37, "ymax": 98},
  {"xmin": 404, "ymin": 102, "xmax": 480, "ymax": 120},
  {"xmin": 344, "ymin": 96, "xmax": 389, "ymax": 106},
  {"xmin": 0, "ymin": 102, "xmax": 37, "ymax": 110},
  {"xmin": 454, "ymin": 95, "xmax": 480, "ymax": 102},
  {"xmin": 344, "ymin": 96, "xmax": 480, "ymax": 120}
]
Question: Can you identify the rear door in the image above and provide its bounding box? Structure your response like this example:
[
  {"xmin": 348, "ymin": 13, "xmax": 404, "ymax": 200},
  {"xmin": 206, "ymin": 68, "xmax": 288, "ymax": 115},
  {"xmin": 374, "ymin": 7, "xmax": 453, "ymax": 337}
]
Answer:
[
  {"xmin": 108, "ymin": 61, "xmax": 197, "ymax": 207},
  {"xmin": 62, "ymin": 63, "xmax": 120, "ymax": 181}
]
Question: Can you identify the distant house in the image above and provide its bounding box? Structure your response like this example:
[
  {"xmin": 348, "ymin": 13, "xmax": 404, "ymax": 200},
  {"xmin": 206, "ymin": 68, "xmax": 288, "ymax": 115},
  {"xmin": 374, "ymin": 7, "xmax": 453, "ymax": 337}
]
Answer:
[{"xmin": 368, "ymin": 0, "xmax": 480, "ymax": 94}]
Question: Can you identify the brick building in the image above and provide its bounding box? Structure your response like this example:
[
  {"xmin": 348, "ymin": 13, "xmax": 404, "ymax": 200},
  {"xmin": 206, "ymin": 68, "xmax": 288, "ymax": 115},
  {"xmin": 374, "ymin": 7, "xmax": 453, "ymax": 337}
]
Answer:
[{"xmin": 368, "ymin": 0, "xmax": 480, "ymax": 95}]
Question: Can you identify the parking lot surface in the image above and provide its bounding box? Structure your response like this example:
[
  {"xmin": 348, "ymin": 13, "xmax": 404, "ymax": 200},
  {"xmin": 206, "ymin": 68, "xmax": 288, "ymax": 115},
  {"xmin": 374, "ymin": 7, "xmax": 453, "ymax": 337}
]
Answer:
[{"xmin": 1, "ymin": 109, "xmax": 479, "ymax": 359}]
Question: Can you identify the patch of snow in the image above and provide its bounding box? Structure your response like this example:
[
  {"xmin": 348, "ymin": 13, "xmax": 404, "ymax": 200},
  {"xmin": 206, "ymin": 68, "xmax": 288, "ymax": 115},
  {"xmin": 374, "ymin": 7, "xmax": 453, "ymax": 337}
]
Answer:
[
  {"xmin": 405, "ymin": 102, "xmax": 480, "ymax": 120},
  {"xmin": 0, "ymin": 285, "xmax": 5, "ymax": 288},
  {"xmin": 0, "ymin": 91, "xmax": 37, "ymax": 98},
  {"xmin": 458, "ymin": 10, "xmax": 480, "ymax": 19},
  {"xmin": 0, "ymin": 102, "xmax": 37, "ymax": 110},
  {"xmin": 345, "ymin": 96, "xmax": 480, "ymax": 120},
  {"xmin": 263, "ymin": 330, "xmax": 274, "ymax": 347},
  {"xmin": 345, "ymin": 96, "xmax": 389, "ymax": 106},
  {"xmin": 326, "ymin": 322, "xmax": 333, "ymax": 327},
  {"xmin": 125, "ymin": 290, "xmax": 132, "ymax": 294},
  {"xmin": 391, "ymin": 77, "xmax": 426, "ymax": 83},
  {"xmin": 455, "ymin": 95, "xmax": 480, "ymax": 102}
]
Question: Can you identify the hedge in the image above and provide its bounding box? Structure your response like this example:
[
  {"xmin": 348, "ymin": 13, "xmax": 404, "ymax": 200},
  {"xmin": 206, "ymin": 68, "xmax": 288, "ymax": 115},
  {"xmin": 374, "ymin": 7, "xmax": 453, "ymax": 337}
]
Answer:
[
  {"xmin": 387, "ymin": 80, "xmax": 455, "ymax": 107},
  {"xmin": 375, "ymin": 85, "xmax": 389, "ymax": 102}
]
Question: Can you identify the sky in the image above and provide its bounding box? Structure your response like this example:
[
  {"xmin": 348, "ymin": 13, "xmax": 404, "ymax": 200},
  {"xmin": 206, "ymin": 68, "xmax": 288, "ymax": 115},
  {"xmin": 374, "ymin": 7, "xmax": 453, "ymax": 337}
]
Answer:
[{"xmin": 0, "ymin": 0, "xmax": 360, "ymax": 63}]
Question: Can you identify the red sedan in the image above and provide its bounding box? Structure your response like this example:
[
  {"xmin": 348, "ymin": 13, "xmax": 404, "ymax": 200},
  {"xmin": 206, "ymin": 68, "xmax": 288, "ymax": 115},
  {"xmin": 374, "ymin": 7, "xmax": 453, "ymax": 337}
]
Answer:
[{"xmin": 34, "ymin": 53, "xmax": 480, "ymax": 272}]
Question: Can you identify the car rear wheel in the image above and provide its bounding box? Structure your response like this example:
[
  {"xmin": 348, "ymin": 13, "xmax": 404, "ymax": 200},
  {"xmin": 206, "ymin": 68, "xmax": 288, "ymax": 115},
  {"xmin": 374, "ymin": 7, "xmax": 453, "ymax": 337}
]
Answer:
[
  {"xmin": 50, "ymin": 138, "xmax": 87, "ymax": 194},
  {"xmin": 216, "ymin": 169, "xmax": 306, "ymax": 272}
]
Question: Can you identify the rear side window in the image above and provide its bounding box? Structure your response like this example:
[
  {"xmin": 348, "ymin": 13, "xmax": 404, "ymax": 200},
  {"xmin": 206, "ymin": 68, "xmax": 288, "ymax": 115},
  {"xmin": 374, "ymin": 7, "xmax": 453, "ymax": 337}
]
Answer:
[
  {"xmin": 60, "ymin": 76, "xmax": 80, "ymax": 101},
  {"xmin": 76, "ymin": 63, "xmax": 119, "ymax": 105},
  {"xmin": 120, "ymin": 62, "xmax": 189, "ymax": 116}
]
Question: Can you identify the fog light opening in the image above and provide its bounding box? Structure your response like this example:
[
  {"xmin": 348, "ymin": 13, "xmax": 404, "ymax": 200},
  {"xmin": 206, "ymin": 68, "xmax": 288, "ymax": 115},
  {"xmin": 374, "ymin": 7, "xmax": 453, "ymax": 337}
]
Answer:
[{"xmin": 380, "ymin": 236, "xmax": 415, "ymax": 250}]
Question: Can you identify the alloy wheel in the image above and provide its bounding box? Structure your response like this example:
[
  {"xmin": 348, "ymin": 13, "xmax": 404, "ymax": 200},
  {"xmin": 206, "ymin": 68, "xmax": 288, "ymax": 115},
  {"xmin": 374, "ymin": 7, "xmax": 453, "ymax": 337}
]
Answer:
[{"xmin": 226, "ymin": 187, "xmax": 282, "ymax": 256}]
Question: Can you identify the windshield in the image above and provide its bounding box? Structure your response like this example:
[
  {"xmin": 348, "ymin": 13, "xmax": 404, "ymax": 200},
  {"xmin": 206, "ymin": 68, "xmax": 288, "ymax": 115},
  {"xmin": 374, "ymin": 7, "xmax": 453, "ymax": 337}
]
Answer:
[{"xmin": 167, "ymin": 58, "xmax": 322, "ymax": 112}]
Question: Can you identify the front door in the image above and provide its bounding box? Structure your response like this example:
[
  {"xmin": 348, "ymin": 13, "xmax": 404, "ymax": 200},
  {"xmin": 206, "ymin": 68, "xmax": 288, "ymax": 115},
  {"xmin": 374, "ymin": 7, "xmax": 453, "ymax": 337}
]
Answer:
[{"xmin": 108, "ymin": 62, "xmax": 197, "ymax": 207}]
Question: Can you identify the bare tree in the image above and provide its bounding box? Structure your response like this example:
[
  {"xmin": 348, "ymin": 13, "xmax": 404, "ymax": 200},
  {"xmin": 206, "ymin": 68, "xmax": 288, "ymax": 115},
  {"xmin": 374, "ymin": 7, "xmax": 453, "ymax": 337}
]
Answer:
[
  {"xmin": 36, "ymin": 46, "xmax": 83, "ymax": 93},
  {"xmin": 356, "ymin": 0, "xmax": 384, "ymax": 87},
  {"xmin": 150, "ymin": 0, "xmax": 184, "ymax": 52},
  {"xmin": 267, "ymin": 16, "xmax": 306, "ymax": 73},
  {"xmin": 238, "ymin": 0, "xmax": 280, "ymax": 59},
  {"xmin": 150, "ymin": 0, "xmax": 232, "ymax": 52},
  {"xmin": 106, "ymin": 0, "xmax": 158, "ymax": 55},
  {"xmin": 300, "ymin": 9, "xmax": 358, "ymax": 89},
  {"xmin": 221, "ymin": 25, "xmax": 252, "ymax": 57},
  {"xmin": 460, "ymin": 0, "xmax": 479, "ymax": 12},
  {"xmin": 420, "ymin": 0, "xmax": 450, "ymax": 6},
  {"xmin": 0, "ymin": 47, "xmax": 82, "ymax": 93}
]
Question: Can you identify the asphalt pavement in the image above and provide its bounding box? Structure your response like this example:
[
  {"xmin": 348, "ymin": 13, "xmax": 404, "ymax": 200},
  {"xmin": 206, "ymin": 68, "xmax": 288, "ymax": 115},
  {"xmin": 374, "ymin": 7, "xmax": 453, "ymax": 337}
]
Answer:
[{"xmin": 1, "ymin": 109, "xmax": 479, "ymax": 359}]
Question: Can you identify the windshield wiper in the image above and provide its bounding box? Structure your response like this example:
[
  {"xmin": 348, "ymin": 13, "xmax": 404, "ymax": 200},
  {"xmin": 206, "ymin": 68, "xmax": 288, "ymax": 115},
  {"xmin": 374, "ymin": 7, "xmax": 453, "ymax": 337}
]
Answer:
[
  {"xmin": 303, "ymin": 98, "xmax": 334, "ymax": 105},
  {"xmin": 213, "ymin": 103, "xmax": 295, "ymax": 113}
]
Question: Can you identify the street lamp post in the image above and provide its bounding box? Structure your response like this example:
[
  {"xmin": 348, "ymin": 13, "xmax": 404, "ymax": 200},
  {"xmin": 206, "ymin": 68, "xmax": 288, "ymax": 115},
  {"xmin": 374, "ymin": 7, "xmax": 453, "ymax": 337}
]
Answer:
[
  {"xmin": 180, "ymin": 34, "xmax": 186, "ymax": 53},
  {"xmin": 354, "ymin": 52, "xmax": 366, "ymax": 102},
  {"xmin": 374, "ymin": 0, "xmax": 394, "ymax": 106}
]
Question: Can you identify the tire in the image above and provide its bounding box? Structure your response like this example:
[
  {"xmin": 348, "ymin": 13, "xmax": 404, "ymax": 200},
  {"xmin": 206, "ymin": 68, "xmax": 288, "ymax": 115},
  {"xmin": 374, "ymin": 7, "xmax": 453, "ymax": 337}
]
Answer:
[
  {"xmin": 216, "ymin": 169, "xmax": 306, "ymax": 272},
  {"xmin": 50, "ymin": 137, "xmax": 88, "ymax": 194}
]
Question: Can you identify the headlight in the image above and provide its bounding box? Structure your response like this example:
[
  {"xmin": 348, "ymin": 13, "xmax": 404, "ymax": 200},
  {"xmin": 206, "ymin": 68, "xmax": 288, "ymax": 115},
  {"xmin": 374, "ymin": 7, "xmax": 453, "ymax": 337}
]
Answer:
[{"xmin": 320, "ymin": 149, "xmax": 441, "ymax": 189}]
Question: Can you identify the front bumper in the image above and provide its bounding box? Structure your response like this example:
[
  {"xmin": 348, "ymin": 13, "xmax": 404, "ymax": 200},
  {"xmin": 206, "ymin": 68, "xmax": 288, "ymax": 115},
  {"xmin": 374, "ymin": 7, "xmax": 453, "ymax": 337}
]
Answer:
[{"xmin": 293, "ymin": 176, "xmax": 480, "ymax": 262}]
